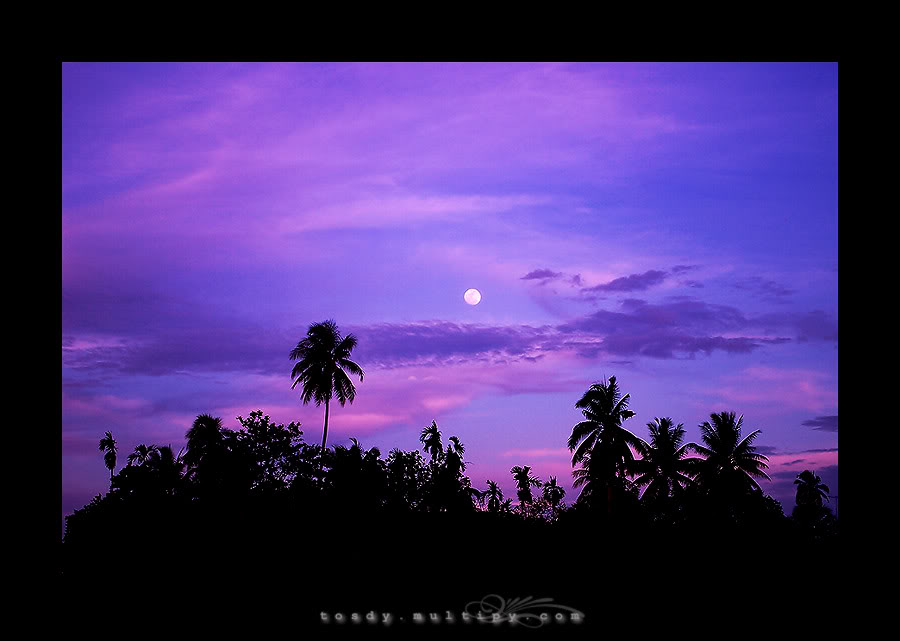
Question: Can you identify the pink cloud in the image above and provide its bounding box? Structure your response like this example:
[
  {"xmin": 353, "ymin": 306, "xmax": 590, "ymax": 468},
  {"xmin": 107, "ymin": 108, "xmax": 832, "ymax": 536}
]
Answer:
[{"xmin": 702, "ymin": 366, "xmax": 836, "ymax": 414}]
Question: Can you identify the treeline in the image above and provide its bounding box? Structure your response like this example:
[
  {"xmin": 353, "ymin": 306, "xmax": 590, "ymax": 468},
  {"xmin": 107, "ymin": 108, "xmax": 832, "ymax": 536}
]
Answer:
[{"xmin": 60, "ymin": 326, "xmax": 839, "ymax": 628}]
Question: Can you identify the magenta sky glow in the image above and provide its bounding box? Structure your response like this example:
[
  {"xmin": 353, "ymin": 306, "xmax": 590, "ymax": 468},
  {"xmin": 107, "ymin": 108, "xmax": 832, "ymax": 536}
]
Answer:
[{"xmin": 62, "ymin": 62, "xmax": 838, "ymax": 523}]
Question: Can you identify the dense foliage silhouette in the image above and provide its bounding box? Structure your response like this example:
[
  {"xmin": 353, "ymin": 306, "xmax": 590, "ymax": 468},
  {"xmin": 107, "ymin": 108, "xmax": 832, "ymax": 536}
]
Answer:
[{"xmin": 63, "ymin": 326, "xmax": 837, "ymax": 628}]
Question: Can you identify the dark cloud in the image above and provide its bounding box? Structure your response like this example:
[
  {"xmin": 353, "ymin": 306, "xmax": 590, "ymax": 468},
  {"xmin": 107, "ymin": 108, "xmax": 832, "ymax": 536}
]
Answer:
[
  {"xmin": 801, "ymin": 415, "xmax": 838, "ymax": 432},
  {"xmin": 755, "ymin": 445, "xmax": 779, "ymax": 455},
  {"xmin": 783, "ymin": 459, "xmax": 805, "ymax": 466},
  {"xmin": 349, "ymin": 321, "xmax": 551, "ymax": 367},
  {"xmin": 742, "ymin": 309, "xmax": 837, "ymax": 343},
  {"xmin": 64, "ymin": 324, "xmax": 296, "ymax": 378},
  {"xmin": 734, "ymin": 276, "xmax": 796, "ymax": 302},
  {"xmin": 63, "ymin": 286, "xmax": 826, "ymax": 380},
  {"xmin": 682, "ymin": 280, "xmax": 704, "ymax": 288},
  {"xmin": 671, "ymin": 265, "xmax": 699, "ymax": 274},
  {"xmin": 583, "ymin": 270, "xmax": 668, "ymax": 293},
  {"xmin": 558, "ymin": 298, "xmax": 788, "ymax": 359},
  {"xmin": 521, "ymin": 269, "xmax": 562, "ymax": 281}
]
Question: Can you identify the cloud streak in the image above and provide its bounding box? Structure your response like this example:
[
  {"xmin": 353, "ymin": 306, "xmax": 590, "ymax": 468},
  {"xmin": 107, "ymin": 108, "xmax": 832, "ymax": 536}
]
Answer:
[
  {"xmin": 582, "ymin": 269, "xmax": 668, "ymax": 293},
  {"xmin": 801, "ymin": 415, "xmax": 838, "ymax": 432}
]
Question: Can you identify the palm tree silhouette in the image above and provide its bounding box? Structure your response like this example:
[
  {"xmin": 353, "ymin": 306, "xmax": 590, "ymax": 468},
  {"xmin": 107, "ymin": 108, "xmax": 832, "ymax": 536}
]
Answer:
[
  {"xmin": 290, "ymin": 320, "xmax": 364, "ymax": 450},
  {"xmin": 689, "ymin": 411, "xmax": 771, "ymax": 496},
  {"xmin": 567, "ymin": 376, "xmax": 642, "ymax": 514},
  {"xmin": 145, "ymin": 445, "xmax": 186, "ymax": 496},
  {"xmin": 184, "ymin": 414, "xmax": 225, "ymax": 469},
  {"xmin": 99, "ymin": 431, "xmax": 117, "ymax": 484},
  {"xmin": 511, "ymin": 465, "xmax": 542, "ymax": 514},
  {"xmin": 632, "ymin": 417, "xmax": 698, "ymax": 508},
  {"xmin": 794, "ymin": 470, "xmax": 829, "ymax": 507},
  {"xmin": 445, "ymin": 436, "xmax": 466, "ymax": 476},
  {"xmin": 542, "ymin": 476, "xmax": 566, "ymax": 518},
  {"xmin": 420, "ymin": 421, "xmax": 443, "ymax": 464},
  {"xmin": 484, "ymin": 480, "xmax": 504, "ymax": 513},
  {"xmin": 127, "ymin": 443, "xmax": 159, "ymax": 467}
]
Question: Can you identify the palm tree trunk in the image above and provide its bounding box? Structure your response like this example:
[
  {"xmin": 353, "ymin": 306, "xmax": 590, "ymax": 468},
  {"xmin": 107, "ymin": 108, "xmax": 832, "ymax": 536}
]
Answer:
[{"xmin": 321, "ymin": 398, "xmax": 330, "ymax": 449}]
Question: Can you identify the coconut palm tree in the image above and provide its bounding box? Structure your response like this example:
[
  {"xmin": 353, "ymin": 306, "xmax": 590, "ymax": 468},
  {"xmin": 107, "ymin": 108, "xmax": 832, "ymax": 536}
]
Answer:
[
  {"xmin": 290, "ymin": 319, "xmax": 364, "ymax": 450},
  {"xmin": 420, "ymin": 421, "xmax": 443, "ymax": 464},
  {"xmin": 511, "ymin": 465, "xmax": 542, "ymax": 514},
  {"xmin": 445, "ymin": 436, "xmax": 466, "ymax": 476},
  {"xmin": 127, "ymin": 443, "xmax": 159, "ymax": 467},
  {"xmin": 689, "ymin": 411, "xmax": 770, "ymax": 496},
  {"xmin": 567, "ymin": 376, "xmax": 644, "ymax": 514},
  {"xmin": 184, "ymin": 413, "xmax": 240, "ymax": 495},
  {"xmin": 145, "ymin": 445, "xmax": 186, "ymax": 496},
  {"xmin": 484, "ymin": 480, "xmax": 504, "ymax": 513},
  {"xmin": 184, "ymin": 414, "xmax": 225, "ymax": 469},
  {"xmin": 542, "ymin": 476, "xmax": 566, "ymax": 517},
  {"xmin": 98, "ymin": 431, "xmax": 117, "ymax": 484},
  {"xmin": 794, "ymin": 470, "xmax": 829, "ymax": 507},
  {"xmin": 632, "ymin": 417, "xmax": 699, "ymax": 509}
]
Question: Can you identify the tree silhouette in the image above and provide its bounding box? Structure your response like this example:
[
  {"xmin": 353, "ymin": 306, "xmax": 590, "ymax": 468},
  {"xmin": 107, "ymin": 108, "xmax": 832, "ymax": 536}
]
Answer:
[
  {"xmin": 542, "ymin": 475, "xmax": 566, "ymax": 519},
  {"xmin": 384, "ymin": 448, "xmax": 428, "ymax": 512},
  {"xmin": 420, "ymin": 421, "xmax": 443, "ymax": 464},
  {"xmin": 567, "ymin": 376, "xmax": 643, "ymax": 514},
  {"xmin": 183, "ymin": 414, "xmax": 251, "ymax": 497},
  {"xmin": 445, "ymin": 436, "xmax": 466, "ymax": 476},
  {"xmin": 511, "ymin": 465, "xmax": 542, "ymax": 514},
  {"xmin": 290, "ymin": 320, "xmax": 364, "ymax": 450},
  {"xmin": 64, "ymin": 377, "xmax": 837, "ymax": 601},
  {"xmin": 236, "ymin": 411, "xmax": 305, "ymax": 493},
  {"xmin": 127, "ymin": 443, "xmax": 159, "ymax": 467},
  {"xmin": 99, "ymin": 431, "xmax": 117, "ymax": 484},
  {"xmin": 324, "ymin": 438, "xmax": 386, "ymax": 512},
  {"xmin": 145, "ymin": 445, "xmax": 186, "ymax": 496},
  {"xmin": 689, "ymin": 412, "xmax": 770, "ymax": 499},
  {"xmin": 794, "ymin": 470, "xmax": 829, "ymax": 507},
  {"xmin": 484, "ymin": 480, "xmax": 504, "ymax": 513},
  {"xmin": 632, "ymin": 417, "xmax": 699, "ymax": 515},
  {"xmin": 791, "ymin": 469, "xmax": 835, "ymax": 536}
]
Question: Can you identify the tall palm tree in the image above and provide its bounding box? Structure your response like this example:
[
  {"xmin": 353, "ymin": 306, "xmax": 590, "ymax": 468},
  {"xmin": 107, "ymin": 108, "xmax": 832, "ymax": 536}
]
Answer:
[
  {"xmin": 290, "ymin": 320, "xmax": 364, "ymax": 450},
  {"xmin": 99, "ymin": 431, "xmax": 117, "ymax": 484},
  {"xmin": 689, "ymin": 411, "xmax": 770, "ymax": 496},
  {"xmin": 420, "ymin": 421, "xmax": 443, "ymax": 464},
  {"xmin": 127, "ymin": 443, "xmax": 159, "ymax": 467},
  {"xmin": 794, "ymin": 470, "xmax": 829, "ymax": 507},
  {"xmin": 511, "ymin": 465, "xmax": 542, "ymax": 513},
  {"xmin": 567, "ymin": 376, "xmax": 644, "ymax": 514},
  {"xmin": 632, "ymin": 417, "xmax": 699, "ymax": 508}
]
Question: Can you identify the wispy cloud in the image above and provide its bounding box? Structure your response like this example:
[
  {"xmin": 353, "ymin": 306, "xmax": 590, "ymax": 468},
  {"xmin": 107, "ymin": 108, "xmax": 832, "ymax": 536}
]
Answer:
[
  {"xmin": 582, "ymin": 269, "xmax": 668, "ymax": 293},
  {"xmin": 734, "ymin": 276, "xmax": 796, "ymax": 303},
  {"xmin": 801, "ymin": 415, "xmax": 838, "ymax": 432},
  {"xmin": 521, "ymin": 269, "xmax": 563, "ymax": 281}
]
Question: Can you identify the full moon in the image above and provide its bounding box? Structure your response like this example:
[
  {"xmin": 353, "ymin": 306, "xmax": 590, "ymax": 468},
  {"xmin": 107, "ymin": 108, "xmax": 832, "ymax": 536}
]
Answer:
[{"xmin": 464, "ymin": 288, "xmax": 482, "ymax": 305}]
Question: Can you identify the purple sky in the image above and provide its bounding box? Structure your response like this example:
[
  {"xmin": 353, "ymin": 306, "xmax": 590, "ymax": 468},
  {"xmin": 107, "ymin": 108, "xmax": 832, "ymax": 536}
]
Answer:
[{"xmin": 62, "ymin": 62, "xmax": 838, "ymax": 521}]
